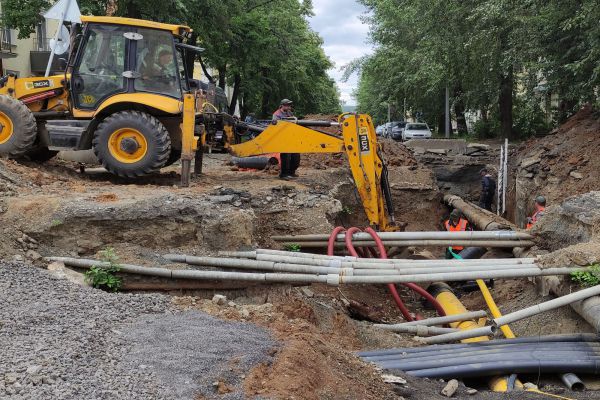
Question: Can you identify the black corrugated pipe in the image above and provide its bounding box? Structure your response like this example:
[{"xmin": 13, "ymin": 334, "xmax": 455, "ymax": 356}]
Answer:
[
  {"xmin": 377, "ymin": 352, "xmax": 600, "ymax": 371},
  {"xmin": 357, "ymin": 333, "xmax": 600, "ymax": 357},
  {"xmin": 363, "ymin": 343, "xmax": 600, "ymax": 362},
  {"xmin": 405, "ymin": 360, "xmax": 600, "ymax": 379},
  {"xmin": 458, "ymin": 247, "xmax": 487, "ymax": 259},
  {"xmin": 232, "ymin": 156, "xmax": 277, "ymax": 170}
]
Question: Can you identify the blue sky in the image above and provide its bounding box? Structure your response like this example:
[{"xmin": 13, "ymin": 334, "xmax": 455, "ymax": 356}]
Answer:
[{"xmin": 308, "ymin": 0, "xmax": 372, "ymax": 106}]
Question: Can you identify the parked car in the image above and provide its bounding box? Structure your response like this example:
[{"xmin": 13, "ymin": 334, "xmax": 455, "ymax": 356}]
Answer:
[
  {"xmin": 402, "ymin": 123, "xmax": 432, "ymax": 140},
  {"xmin": 375, "ymin": 124, "xmax": 386, "ymax": 136},
  {"xmin": 389, "ymin": 121, "xmax": 407, "ymax": 141}
]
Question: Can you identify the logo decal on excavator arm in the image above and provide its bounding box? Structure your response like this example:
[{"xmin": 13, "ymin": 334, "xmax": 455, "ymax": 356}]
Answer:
[
  {"xmin": 359, "ymin": 127, "xmax": 370, "ymax": 153},
  {"xmin": 25, "ymin": 80, "xmax": 54, "ymax": 90}
]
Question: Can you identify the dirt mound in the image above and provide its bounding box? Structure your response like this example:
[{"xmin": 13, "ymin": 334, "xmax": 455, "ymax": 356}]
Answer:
[
  {"xmin": 514, "ymin": 105, "xmax": 600, "ymax": 225},
  {"xmin": 301, "ymin": 137, "xmax": 418, "ymax": 170}
]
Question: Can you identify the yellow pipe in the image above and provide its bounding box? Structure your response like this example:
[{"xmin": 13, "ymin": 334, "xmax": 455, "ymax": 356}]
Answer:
[
  {"xmin": 433, "ymin": 285, "xmax": 517, "ymax": 392},
  {"xmin": 476, "ymin": 279, "xmax": 516, "ymax": 339}
]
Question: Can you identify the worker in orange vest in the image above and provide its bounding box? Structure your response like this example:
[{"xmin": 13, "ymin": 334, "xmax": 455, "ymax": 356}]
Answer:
[
  {"xmin": 526, "ymin": 195, "xmax": 546, "ymax": 229},
  {"xmin": 444, "ymin": 209, "xmax": 471, "ymax": 258}
]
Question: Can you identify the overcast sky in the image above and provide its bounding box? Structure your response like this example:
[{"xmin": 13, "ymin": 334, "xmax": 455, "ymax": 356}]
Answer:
[{"xmin": 308, "ymin": 0, "xmax": 372, "ymax": 106}]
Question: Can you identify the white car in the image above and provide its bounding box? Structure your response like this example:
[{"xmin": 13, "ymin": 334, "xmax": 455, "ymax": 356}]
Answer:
[{"xmin": 402, "ymin": 123, "xmax": 432, "ymax": 141}]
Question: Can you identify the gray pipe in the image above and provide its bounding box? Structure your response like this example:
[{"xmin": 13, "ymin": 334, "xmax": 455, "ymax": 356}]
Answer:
[
  {"xmin": 418, "ymin": 326, "xmax": 497, "ymax": 345},
  {"xmin": 375, "ymin": 310, "xmax": 487, "ymax": 329},
  {"xmin": 284, "ymin": 240, "xmax": 534, "ymax": 248},
  {"xmin": 330, "ymin": 267, "xmax": 585, "ymax": 285},
  {"xmin": 255, "ymin": 253, "xmax": 537, "ymax": 269},
  {"xmin": 254, "ymin": 249, "xmax": 537, "ymax": 265},
  {"xmin": 357, "ymin": 334, "xmax": 600, "ymax": 357},
  {"xmin": 561, "ymin": 372, "xmax": 585, "ymax": 391},
  {"xmin": 353, "ymin": 265, "xmax": 539, "ymax": 276},
  {"xmin": 272, "ymin": 230, "xmax": 533, "ymax": 242},
  {"xmin": 406, "ymin": 359, "xmax": 600, "ymax": 379},
  {"xmin": 494, "ymin": 284, "xmax": 600, "ymax": 327},
  {"xmin": 375, "ymin": 325, "xmax": 459, "ymax": 335},
  {"xmin": 47, "ymin": 257, "xmax": 329, "ymax": 284}
]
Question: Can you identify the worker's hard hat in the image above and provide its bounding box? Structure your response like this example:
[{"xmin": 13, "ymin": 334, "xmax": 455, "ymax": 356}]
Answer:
[
  {"xmin": 535, "ymin": 195, "xmax": 546, "ymax": 206},
  {"xmin": 280, "ymin": 99, "xmax": 293, "ymax": 106}
]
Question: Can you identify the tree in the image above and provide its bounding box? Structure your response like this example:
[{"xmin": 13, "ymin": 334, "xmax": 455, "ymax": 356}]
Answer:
[{"xmin": 2, "ymin": 0, "xmax": 341, "ymax": 117}]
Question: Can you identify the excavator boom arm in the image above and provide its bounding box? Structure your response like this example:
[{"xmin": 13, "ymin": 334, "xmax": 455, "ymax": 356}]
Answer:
[{"xmin": 229, "ymin": 114, "xmax": 396, "ymax": 231}]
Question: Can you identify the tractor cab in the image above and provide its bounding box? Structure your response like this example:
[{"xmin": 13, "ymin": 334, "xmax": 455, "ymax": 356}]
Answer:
[{"xmin": 71, "ymin": 16, "xmax": 195, "ymax": 112}]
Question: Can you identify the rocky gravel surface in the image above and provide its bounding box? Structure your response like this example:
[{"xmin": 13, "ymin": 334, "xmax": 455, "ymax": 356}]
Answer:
[{"xmin": 0, "ymin": 262, "xmax": 274, "ymax": 399}]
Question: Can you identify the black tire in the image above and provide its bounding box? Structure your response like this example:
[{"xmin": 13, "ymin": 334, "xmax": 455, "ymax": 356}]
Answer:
[
  {"xmin": 0, "ymin": 95, "xmax": 37, "ymax": 157},
  {"xmin": 92, "ymin": 111, "xmax": 171, "ymax": 178},
  {"xmin": 164, "ymin": 148, "xmax": 181, "ymax": 167}
]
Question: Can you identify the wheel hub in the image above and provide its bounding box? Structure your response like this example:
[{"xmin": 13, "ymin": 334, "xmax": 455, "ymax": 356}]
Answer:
[
  {"xmin": 0, "ymin": 111, "xmax": 14, "ymax": 145},
  {"xmin": 120, "ymin": 137, "xmax": 140, "ymax": 154}
]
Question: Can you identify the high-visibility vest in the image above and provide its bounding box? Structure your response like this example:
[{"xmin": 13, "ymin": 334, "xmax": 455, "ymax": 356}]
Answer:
[
  {"xmin": 526, "ymin": 206, "xmax": 545, "ymax": 229},
  {"xmin": 444, "ymin": 218, "xmax": 468, "ymax": 251}
]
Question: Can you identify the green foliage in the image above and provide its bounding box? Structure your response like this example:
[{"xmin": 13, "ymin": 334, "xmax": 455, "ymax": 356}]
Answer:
[
  {"xmin": 341, "ymin": 206, "xmax": 352, "ymax": 215},
  {"xmin": 571, "ymin": 264, "xmax": 600, "ymax": 287},
  {"xmin": 1, "ymin": 0, "xmax": 341, "ymax": 117},
  {"xmin": 352, "ymin": 0, "xmax": 600, "ymax": 138},
  {"xmin": 84, "ymin": 248, "xmax": 122, "ymax": 292},
  {"xmin": 283, "ymin": 243, "xmax": 301, "ymax": 252}
]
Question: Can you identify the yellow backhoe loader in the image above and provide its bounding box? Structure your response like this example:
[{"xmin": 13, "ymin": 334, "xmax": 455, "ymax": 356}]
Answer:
[{"xmin": 0, "ymin": 16, "xmax": 396, "ymax": 231}]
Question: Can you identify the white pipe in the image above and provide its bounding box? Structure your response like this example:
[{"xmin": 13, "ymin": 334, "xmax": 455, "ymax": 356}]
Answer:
[
  {"xmin": 494, "ymin": 285, "xmax": 600, "ymax": 327},
  {"xmin": 376, "ymin": 310, "xmax": 487, "ymax": 328},
  {"xmin": 498, "ymin": 143, "xmax": 503, "ymax": 215},
  {"xmin": 419, "ymin": 326, "xmax": 497, "ymax": 345},
  {"xmin": 271, "ymin": 231, "xmax": 533, "ymax": 242},
  {"xmin": 352, "ymin": 265, "xmax": 540, "ymax": 276},
  {"xmin": 283, "ymin": 240, "xmax": 534, "ymax": 248},
  {"xmin": 254, "ymin": 254, "xmax": 537, "ymax": 268},
  {"xmin": 328, "ymin": 268, "xmax": 586, "ymax": 285}
]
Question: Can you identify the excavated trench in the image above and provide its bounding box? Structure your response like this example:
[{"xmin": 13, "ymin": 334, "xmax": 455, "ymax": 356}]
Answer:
[{"xmin": 3, "ymin": 130, "xmax": 600, "ymax": 398}]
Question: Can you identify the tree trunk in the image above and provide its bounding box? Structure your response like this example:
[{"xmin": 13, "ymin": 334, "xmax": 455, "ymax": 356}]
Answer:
[
  {"xmin": 125, "ymin": 2, "xmax": 141, "ymax": 18},
  {"xmin": 218, "ymin": 66, "xmax": 226, "ymax": 90},
  {"xmin": 228, "ymin": 73, "xmax": 241, "ymax": 115},
  {"xmin": 198, "ymin": 56, "xmax": 214, "ymax": 83},
  {"xmin": 557, "ymin": 98, "xmax": 577, "ymax": 124},
  {"xmin": 453, "ymin": 87, "xmax": 468, "ymax": 135},
  {"xmin": 499, "ymin": 68, "xmax": 514, "ymax": 140}
]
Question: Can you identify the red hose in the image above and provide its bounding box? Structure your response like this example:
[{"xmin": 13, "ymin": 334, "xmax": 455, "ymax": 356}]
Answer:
[
  {"xmin": 363, "ymin": 227, "xmax": 446, "ymax": 317},
  {"xmin": 327, "ymin": 226, "xmax": 346, "ymax": 256},
  {"xmin": 345, "ymin": 227, "xmax": 415, "ymax": 321}
]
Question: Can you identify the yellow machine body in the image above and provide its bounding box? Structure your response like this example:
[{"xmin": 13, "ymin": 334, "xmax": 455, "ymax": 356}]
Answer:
[{"xmin": 231, "ymin": 114, "xmax": 396, "ymax": 231}]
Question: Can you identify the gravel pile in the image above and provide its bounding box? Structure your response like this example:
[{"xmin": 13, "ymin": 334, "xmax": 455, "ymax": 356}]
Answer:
[{"xmin": 0, "ymin": 262, "xmax": 274, "ymax": 399}]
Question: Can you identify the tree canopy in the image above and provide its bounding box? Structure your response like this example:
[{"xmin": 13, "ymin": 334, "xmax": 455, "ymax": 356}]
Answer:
[
  {"xmin": 2, "ymin": 0, "xmax": 341, "ymax": 117},
  {"xmin": 351, "ymin": 0, "xmax": 600, "ymax": 138}
]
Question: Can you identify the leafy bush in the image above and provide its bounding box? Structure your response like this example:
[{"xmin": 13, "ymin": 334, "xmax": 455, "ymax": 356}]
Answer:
[
  {"xmin": 283, "ymin": 243, "xmax": 301, "ymax": 252},
  {"xmin": 84, "ymin": 248, "xmax": 122, "ymax": 292},
  {"xmin": 512, "ymin": 97, "xmax": 552, "ymax": 138},
  {"xmin": 571, "ymin": 264, "xmax": 600, "ymax": 287}
]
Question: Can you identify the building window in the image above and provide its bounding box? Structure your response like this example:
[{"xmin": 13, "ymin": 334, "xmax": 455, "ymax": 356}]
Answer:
[{"xmin": 36, "ymin": 20, "xmax": 47, "ymax": 50}]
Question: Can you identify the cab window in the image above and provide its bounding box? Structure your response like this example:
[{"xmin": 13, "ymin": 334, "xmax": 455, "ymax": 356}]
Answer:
[
  {"xmin": 73, "ymin": 24, "xmax": 127, "ymax": 109},
  {"xmin": 135, "ymin": 28, "xmax": 181, "ymax": 98}
]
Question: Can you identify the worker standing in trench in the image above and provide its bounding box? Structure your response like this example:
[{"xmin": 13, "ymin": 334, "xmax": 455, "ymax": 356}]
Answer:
[
  {"xmin": 526, "ymin": 195, "xmax": 546, "ymax": 229},
  {"xmin": 273, "ymin": 99, "xmax": 300, "ymax": 180},
  {"xmin": 444, "ymin": 210, "xmax": 471, "ymax": 259},
  {"xmin": 478, "ymin": 168, "xmax": 496, "ymax": 211}
]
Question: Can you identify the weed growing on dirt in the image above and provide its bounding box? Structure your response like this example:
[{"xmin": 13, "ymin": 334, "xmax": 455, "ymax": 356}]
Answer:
[
  {"xmin": 571, "ymin": 264, "xmax": 600, "ymax": 287},
  {"xmin": 84, "ymin": 248, "xmax": 122, "ymax": 292},
  {"xmin": 283, "ymin": 243, "xmax": 301, "ymax": 252},
  {"xmin": 341, "ymin": 206, "xmax": 352, "ymax": 215},
  {"xmin": 50, "ymin": 219, "xmax": 63, "ymax": 227}
]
